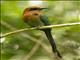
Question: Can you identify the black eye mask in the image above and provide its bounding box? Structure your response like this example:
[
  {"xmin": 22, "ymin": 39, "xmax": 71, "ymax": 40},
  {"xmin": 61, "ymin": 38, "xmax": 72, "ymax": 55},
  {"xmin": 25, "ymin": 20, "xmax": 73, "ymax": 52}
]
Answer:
[
  {"xmin": 29, "ymin": 8, "xmax": 48, "ymax": 11},
  {"xmin": 29, "ymin": 8, "xmax": 39, "ymax": 11}
]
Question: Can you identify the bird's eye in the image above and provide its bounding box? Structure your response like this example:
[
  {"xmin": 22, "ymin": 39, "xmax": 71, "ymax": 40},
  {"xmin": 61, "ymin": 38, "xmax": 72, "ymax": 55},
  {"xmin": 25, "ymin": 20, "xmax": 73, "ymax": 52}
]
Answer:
[{"xmin": 34, "ymin": 13, "xmax": 38, "ymax": 15}]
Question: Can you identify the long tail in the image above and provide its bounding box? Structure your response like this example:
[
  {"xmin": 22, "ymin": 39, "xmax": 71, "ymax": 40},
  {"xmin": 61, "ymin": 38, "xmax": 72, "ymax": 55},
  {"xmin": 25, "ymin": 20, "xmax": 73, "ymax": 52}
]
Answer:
[{"xmin": 43, "ymin": 29, "xmax": 62, "ymax": 58}]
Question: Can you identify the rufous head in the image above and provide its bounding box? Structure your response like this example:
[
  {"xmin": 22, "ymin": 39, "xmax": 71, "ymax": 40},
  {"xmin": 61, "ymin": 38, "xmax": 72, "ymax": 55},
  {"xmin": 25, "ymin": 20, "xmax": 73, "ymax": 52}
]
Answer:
[{"xmin": 23, "ymin": 6, "xmax": 47, "ymax": 14}]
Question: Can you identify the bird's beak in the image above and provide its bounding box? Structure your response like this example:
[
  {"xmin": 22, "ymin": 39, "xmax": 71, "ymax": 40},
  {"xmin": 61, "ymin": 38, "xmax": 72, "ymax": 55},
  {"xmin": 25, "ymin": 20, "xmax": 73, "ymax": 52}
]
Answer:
[{"xmin": 40, "ymin": 8, "xmax": 48, "ymax": 10}]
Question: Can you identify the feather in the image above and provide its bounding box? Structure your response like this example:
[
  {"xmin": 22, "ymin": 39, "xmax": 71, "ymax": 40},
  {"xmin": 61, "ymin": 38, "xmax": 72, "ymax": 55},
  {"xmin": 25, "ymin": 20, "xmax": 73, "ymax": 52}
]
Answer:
[
  {"xmin": 40, "ymin": 15, "xmax": 50, "ymax": 26},
  {"xmin": 43, "ymin": 29, "xmax": 62, "ymax": 58},
  {"xmin": 40, "ymin": 15, "xmax": 62, "ymax": 58}
]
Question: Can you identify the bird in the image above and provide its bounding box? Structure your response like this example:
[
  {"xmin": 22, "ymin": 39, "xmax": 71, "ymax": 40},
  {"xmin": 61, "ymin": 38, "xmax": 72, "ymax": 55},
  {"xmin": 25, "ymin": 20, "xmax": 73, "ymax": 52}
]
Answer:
[{"xmin": 23, "ymin": 6, "xmax": 62, "ymax": 58}]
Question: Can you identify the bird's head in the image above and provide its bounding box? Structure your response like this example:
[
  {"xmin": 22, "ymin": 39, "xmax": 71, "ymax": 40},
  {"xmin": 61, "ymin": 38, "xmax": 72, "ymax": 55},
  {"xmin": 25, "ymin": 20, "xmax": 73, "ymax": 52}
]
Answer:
[
  {"xmin": 23, "ymin": 6, "xmax": 48, "ymax": 21},
  {"xmin": 23, "ymin": 6, "xmax": 47, "ymax": 15},
  {"xmin": 23, "ymin": 6, "xmax": 47, "ymax": 13}
]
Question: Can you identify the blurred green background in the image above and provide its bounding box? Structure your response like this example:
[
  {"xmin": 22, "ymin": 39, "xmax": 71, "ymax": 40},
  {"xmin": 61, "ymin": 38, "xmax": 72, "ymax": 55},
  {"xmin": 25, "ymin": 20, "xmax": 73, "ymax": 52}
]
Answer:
[{"xmin": 1, "ymin": 1, "xmax": 80, "ymax": 60}]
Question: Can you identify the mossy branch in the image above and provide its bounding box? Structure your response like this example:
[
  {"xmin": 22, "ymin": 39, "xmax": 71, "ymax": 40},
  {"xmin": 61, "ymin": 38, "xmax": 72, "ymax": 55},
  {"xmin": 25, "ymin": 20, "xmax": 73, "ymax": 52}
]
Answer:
[{"xmin": 0, "ymin": 22, "xmax": 80, "ymax": 38}]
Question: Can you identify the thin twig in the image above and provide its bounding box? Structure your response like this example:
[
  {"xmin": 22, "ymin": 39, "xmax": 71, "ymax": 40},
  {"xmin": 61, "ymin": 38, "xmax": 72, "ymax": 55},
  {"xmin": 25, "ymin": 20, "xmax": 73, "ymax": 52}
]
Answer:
[
  {"xmin": 0, "ymin": 22, "xmax": 80, "ymax": 38},
  {"xmin": 1, "ymin": 21, "xmax": 51, "ymax": 60},
  {"xmin": 21, "ymin": 36, "xmax": 44, "ymax": 60},
  {"xmin": 22, "ymin": 43, "xmax": 40, "ymax": 60},
  {"xmin": 1, "ymin": 21, "xmax": 52, "ymax": 56}
]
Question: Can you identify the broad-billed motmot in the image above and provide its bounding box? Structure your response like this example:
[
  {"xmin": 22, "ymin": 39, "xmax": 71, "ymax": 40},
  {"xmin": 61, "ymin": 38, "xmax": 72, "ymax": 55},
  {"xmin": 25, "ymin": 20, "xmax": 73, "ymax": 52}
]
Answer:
[{"xmin": 23, "ymin": 6, "xmax": 62, "ymax": 58}]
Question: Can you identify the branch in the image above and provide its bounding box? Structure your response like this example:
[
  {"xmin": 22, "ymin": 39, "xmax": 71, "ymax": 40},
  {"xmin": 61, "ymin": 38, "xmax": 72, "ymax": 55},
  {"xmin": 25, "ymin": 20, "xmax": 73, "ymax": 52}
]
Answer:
[
  {"xmin": 22, "ymin": 43, "xmax": 40, "ymax": 60},
  {"xmin": 0, "ymin": 22, "xmax": 80, "ymax": 38}
]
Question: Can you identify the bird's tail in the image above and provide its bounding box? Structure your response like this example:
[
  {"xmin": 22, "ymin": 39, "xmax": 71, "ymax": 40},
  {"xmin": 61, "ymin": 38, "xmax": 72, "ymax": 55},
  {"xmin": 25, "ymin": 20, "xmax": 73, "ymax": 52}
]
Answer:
[{"xmin": 43, "ymin": 29, "xmax": 62, "ymax": 58}]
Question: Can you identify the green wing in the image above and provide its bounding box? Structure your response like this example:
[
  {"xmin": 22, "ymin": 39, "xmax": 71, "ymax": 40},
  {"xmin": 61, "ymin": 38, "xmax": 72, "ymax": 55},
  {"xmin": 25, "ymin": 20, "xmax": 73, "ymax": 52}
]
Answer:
[{"xmin": 40, "ymin": 15, "xmax": 50, "ymax": 26}]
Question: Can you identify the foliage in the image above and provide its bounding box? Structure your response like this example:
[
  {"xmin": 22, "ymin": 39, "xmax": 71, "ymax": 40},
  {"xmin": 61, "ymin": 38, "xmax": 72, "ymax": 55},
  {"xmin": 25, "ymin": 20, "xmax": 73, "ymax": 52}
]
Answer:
[{"xmin": 1, "ymin": 1, "xmax": 80, "ymax": 60}]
